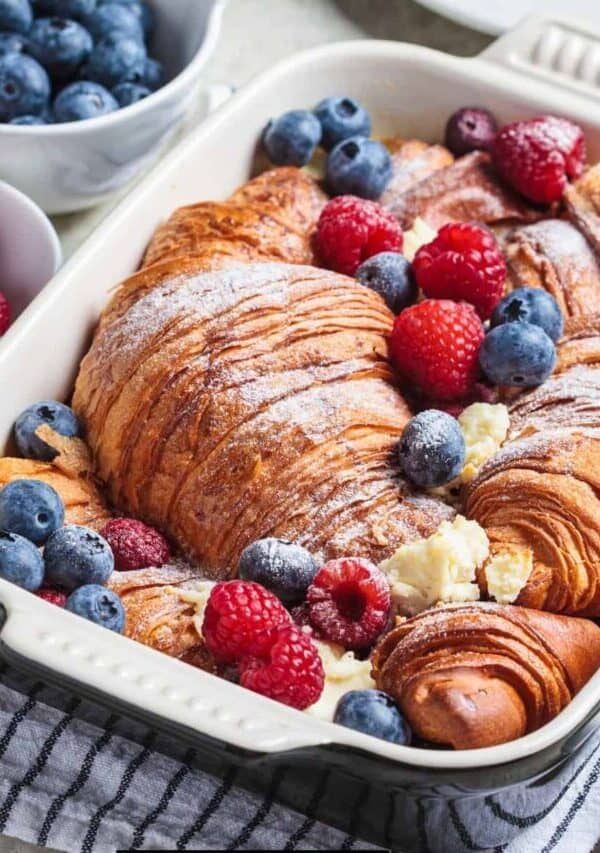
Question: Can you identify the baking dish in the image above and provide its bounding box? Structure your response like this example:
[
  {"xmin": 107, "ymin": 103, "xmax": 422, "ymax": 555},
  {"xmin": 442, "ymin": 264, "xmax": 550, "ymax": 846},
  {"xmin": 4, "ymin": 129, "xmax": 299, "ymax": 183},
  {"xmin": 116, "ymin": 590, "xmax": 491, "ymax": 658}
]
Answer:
[{"xmin": 0, "ymin": 13, "xmax": 599, "ymax": 851}]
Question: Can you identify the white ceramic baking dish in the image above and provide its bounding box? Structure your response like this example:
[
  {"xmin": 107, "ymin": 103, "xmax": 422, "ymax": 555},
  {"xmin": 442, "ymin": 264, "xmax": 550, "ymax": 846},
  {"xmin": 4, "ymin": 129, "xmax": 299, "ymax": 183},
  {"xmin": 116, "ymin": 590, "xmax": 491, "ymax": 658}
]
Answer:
[{"xmin": 0, "ymin": 13, "xmax": 599, "ymax": 850}]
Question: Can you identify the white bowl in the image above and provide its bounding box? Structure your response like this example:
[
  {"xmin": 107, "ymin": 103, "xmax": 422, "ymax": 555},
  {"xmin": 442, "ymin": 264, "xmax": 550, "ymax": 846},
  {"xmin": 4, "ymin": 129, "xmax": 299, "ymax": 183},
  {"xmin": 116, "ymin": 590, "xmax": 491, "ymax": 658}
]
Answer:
[
  {"xmin": 0, "ymin": 0, "xmax": 226, "ymax": 215},
  {"xmin": 0, "ymin": 181, "xmax": 61, "ymax": 322}
]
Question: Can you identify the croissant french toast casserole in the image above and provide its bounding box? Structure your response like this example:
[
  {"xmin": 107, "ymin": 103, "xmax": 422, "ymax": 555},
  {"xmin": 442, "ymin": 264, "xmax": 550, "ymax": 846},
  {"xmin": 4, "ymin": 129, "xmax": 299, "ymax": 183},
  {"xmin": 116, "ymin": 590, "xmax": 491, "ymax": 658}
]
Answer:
[{"xmin": 3, "ymin": 100, "xmax": 600, "ymax": 753}]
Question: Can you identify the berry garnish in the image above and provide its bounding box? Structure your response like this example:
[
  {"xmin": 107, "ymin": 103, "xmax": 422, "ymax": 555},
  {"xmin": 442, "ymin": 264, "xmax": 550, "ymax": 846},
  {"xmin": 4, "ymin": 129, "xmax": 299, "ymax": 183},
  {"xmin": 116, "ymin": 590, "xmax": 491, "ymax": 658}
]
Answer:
[
  {"xmin": 390, "ymin": 299, "xmax": 485, "ymax": 401},
  {"xmin": 492, "ymin": 115, "xmax": 585, "ymax": 204},
  {"xmin": 44, "ymin": 524, "xmax": 114, "ymax": 591},
  {"xmin": 0, "ymin": 0, "xmax": 32, "ymax": 34},
  {"xmin": 315, "ymin": 195, "xmax": 404, "ymax": 277},
  {"xmin": 0, "ymin": 478, "xmax": 65, "ymax": 545},
  {"xmin": 490, "ymin": 287, "xmax": 564, "ymax": 343},
  {"xmin": 479, "ymin": 322, "xmax": 556, "ymax": 387},
  {"xmin": 82, "ymin": 33, "xmax": 145, "ymax": 89},
  {"xmin": 238, "ymin": 538, "xmax": 318, "ymax": 605},
  {"xmin": 202, "ymin": 580, "xmax": 291, "ymax": 664},
  {"xmin": 326, "ymin": 136, "xmax": 392, "ymax": 200},
  {"xmin": 0, "ymin": 291, "xmax": 10, "ymax": 336},
  {"xmin": 100, "ymin": 517, "xmax": 171, "ymax": 572},
  {"xmin": 444, "ymin": 107, "xmax": 498, "ymax": 157},
  {"xmin": 0, "ymin": 530, "xmax": 44, "ymax": 591},
  {"xmin": 398, "ymin": 409, "xmax": 466, "ymax": 488},
  {"xmin": 14, "ymin": 400, "xmax": 82, "ymax": 462},
  {"xmin": 27, "ymin": 16, "xmax": 93, "ymax": 81},
  {"xmin": 334, "ymin": 689, "xmax": 412, "ymax": 745},
  {"xmin": 356, "ymin": 251, "xmax": 417, "ymax": 314},
  {"xmin": 314, "ymin": 95, "xmax": 371, "ymax": 151},
  {"xmin": 307, "ymin": 558, "xmax": 390, "ymax": 650},
  {"xmin": 0, "ymin": 53, "xmax": 50, "ymax": 123},
  {"xmin": 66, "ymin": 584, "xmax": 125, "ymax": 633},
  {"xmin": 239, "ymin": 623, "xmax": 324, "ymax": 710},
  {"xmin": 413, "ymin": 222, "xmax": 506, "ymax": 320},
  {"xmin": 53, "ymin": 80, "xmax": 118, "ymax": 122},
  {"xmin": 36, "ymin": 587, "xmax": 67, "ymax": 607},
  {"xmin": 263, "ymin": 109, "xmax": 322, "ymax": 167}
]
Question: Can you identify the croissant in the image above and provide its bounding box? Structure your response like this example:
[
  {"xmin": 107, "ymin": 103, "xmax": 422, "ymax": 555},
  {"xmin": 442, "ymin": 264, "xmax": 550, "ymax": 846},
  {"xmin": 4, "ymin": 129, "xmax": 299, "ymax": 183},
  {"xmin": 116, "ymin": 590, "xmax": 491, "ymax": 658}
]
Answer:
[
  {"xmin": 381, "ymin": 151, "xmax": 544, "ymax": 230},
  {"xmin": 0, "ymin": 427, "xmax": 111, "ymax": 531},
  {"xmin": 565, "ymin": 162, "xmax": 600, "ymax": 256},
  {"xmin": 73, "ymin": 167, "xmax": 452, "ymax": 577},
  {"xmin": 108, "ymin": 564, "xmax": 215, "ymax": 671},
  {"xmin": 371, "ymin": 603, "xmax": 600, "ymax": 749},
  {"xmin": 502, "ymin": 220, "xmax": 600, "ymax": 317},
  {"xmin": 466, "ymin": 316, "xmax": 600, "ymax": 615}
]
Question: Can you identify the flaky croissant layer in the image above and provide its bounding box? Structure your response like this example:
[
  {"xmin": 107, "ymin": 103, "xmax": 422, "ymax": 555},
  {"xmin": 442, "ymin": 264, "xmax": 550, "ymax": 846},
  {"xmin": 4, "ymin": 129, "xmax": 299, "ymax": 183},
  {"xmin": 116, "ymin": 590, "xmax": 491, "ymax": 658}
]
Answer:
[{"xmin": 372, "ymin": 603, "xmax": 600, "ymax": 749}]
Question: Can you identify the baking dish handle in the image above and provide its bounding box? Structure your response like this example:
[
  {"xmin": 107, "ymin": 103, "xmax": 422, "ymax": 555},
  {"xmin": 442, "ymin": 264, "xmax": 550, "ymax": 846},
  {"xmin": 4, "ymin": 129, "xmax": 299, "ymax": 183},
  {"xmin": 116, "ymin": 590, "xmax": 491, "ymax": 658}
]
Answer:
[{"xmin": 477, "ymin": 12, "xmax": 600, "ymax": 103}]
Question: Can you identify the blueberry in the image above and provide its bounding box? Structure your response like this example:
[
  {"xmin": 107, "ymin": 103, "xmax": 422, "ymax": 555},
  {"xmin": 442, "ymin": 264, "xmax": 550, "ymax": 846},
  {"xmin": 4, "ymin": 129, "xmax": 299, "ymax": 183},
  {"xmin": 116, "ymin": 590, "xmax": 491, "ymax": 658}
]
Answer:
[
  {"xmin": 356, "ymin": 252, "xmax": 417, "ymax": 314},
  {"xmin": 112, "ymin": 79, "xmax": 148, "ymax": 106},
  {"xmin": 0, "ymin": 479, "xmax": 65, "ymax": 545},
  {"xmin": 0, "ymin": 52, "xmax": 50, "ymax": 121},
  {"xmin": 0, "ymin": 0, "xmax": 32, "ymax": 34},
  {"xmin": 479, "ymin": 322, "xmax": 556, "ymax": 387},
  {"xmin": 83, "ymin": 33, "xmax": 145, "ymax": 88},
  {"xmin": 34, "ymin": 0, "xmax": 96, "ymax": 20},
  {"xmin": 9, "ymin": 112, "xmax": 45, "ymax": 122},
  {"xmin": 0, "ymin": 31, "xmax": 27, "ymax": 54},
  {"xmin": 138, "ymin": 55, "xmax": 163, "ymax": 90},
  {"xmin": 111, "ymin": 0, "xmax": 153, "ymax": 39},
  {"xmin": 53, "ymin": 79, "xmax": 117, "ymax": 121},
  {"xmin": 326, "ymin": 136, "xmax": 392, "ymax": 200},
  {"xmin": 27, "ymin": 17, "xmax": 93, "ymax": 80},
  {"xmin": 490, "ymin": 287, "xmax": 564, "ymax": 343},
  {"xmin": 15, "ymin": 400, "xmax": 82, "ymax": 462},
  {"xmin": 263, "ymin": 109, "xmax": 322, "ymax": 167},
  {"xmin": 84, "ymin": 2, "xmax": 143, "ymax": 43},
  {"xmin": 0, "ymin": 530, "xmax": 44, "ymax": 590},
  {"xmin": 66, "ymin": 584, "xmax": 125, "ymax": 632},
  {"xmin": 334, "ymin": 689, "xmax": 412, "ymax": 745},
  {"xmin": 445, "ymin": 107, "xmax": 498, "ymax": 157},
  {"xmin": 44, "ymin": 524, "xmax": 114, "ymax": 590},
  {"xmin": 398, "ymin": 409, "xmax": 466, "ymax": 488},
  {"xmin": 314, "ymin": 96, "xmax": 371, "ymax": 151},
  {"xmin": 239, "ymin": 538, "xmax": 318, "ymax": 605}
]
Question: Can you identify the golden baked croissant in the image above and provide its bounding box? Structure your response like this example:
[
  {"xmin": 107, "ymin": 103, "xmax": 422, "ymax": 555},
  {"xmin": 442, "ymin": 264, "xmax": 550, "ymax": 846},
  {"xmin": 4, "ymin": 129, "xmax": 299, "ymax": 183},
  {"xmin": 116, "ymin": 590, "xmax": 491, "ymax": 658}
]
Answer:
[
  {"xmin": 466, "ymin": 315, "xmax": 600, "ymax": 615},
  {"xmin": 382, "ymin": 151, "xmax": 543, "ymax": 230},
  {"xmin": 565, "ymin": 162, "xmax": 600, "ymax": 256},
  {"xmin": 502, "ymin": 220, "xmax": 600, "ymax": 317},
  {"xmin": 0, "ymin": 427, "xmax": 111, "ymax": 531},
  {"xmin": 371, "ymin": 603, "xmax": 600, "ymax": 749},
  {"xmin": 73, "ymin": 167, "xmax": 453, "ymax": 577},
  {"xmin": 108, "ymin": 564, "xmax": 215, "ymax": 671}
]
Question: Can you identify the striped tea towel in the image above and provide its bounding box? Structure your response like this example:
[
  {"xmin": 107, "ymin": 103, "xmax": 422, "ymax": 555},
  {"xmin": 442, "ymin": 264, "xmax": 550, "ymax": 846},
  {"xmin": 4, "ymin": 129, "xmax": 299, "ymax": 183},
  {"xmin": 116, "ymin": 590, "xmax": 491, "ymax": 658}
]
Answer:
[{"xmin": 0, "ymin": 672, "xmax": 599, "ymax": 852}]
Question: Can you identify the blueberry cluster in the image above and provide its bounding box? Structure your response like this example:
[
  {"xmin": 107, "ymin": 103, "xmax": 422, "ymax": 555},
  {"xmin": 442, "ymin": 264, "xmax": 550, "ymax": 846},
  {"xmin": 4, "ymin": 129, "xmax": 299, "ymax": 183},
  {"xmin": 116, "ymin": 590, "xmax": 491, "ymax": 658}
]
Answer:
[
  {"xmin": 0, "ymin": 398, "xmax": 125, "ymax": 632},
  {"xmin": 263, "ymin": 95, "xmax": 392, "ymax": 201},
  {"xmin": 0, "ymin": 0, "xmax": 162, "ymax": 124}
]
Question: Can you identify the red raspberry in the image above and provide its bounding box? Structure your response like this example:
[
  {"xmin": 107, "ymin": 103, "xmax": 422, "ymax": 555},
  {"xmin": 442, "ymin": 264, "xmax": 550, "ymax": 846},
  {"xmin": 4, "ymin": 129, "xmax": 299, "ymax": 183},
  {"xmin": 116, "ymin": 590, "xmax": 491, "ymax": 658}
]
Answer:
[
  {"xmin": 306, "ymin": 558, "xmax": 390, "ymax": 650},
  {"xmin": 239, "ymin": 623, "xmax": 324, "ymax": 710},
  {"xmin": 36, "ymin": 588, "xmax": 67, "ymax": 607},
  {"xmin": 101, "ymin": 518, "xmax": 171, "ymax": 572},
  {"xmin": 0, "ymin": 291, "xmax": 10, "ymax": 336},
  {"xmin": 391, "ymin": 300, "xmax": 485, "ymax": 401},
  {"xmin": 413, "ymin": 223, "xmax": 506, "ymax": 319},
  {"xmin": 314, "ymin": 195, "xmax": 404, "ymax": 276},
  {"xmin": 202, "ymin": 580, "xmax": 291, "ymax": 664},
  {"xmin": 492, "ymin": 115, "xmax": 585, "ymax": 204}
]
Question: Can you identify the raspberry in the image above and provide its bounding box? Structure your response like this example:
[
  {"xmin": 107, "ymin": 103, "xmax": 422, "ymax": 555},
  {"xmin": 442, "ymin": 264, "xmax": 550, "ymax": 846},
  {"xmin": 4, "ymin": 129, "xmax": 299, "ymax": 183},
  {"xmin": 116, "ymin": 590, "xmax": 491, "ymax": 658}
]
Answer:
[
  {"xmin": 101, "ymin": 518, "xmax": 171, "ymax": 572},
  {"xmin": 36, "ymin": 588, "xmax": 67, "ymax": 607},
  {"xmin": 239, "ymin": 623, "xmax": 324, "ymax": 710},
  {"xmin": 202, "ymin": 580, "xmax": 291, "ymax": 664},
  {"xmin": 413, "ymin": 223, "xmax": 506, "ymax": 319},
  {"xmin": 0, "ymin": 291, "xmax": 10, "ymax": 336},
  {"xmin": 314, "ymin": 195, "xmax": 404, "ymax": 276},
  {"xmin": 391, "ymin": 299, "xmax": 485, "ymax": 401},
  {"xmin": 307, "ymin": 558, "xmax": 390, "ymax": 650},
  {"xmin": 492, "ymin": 115, "xmax": 585, "ymax": 204}
]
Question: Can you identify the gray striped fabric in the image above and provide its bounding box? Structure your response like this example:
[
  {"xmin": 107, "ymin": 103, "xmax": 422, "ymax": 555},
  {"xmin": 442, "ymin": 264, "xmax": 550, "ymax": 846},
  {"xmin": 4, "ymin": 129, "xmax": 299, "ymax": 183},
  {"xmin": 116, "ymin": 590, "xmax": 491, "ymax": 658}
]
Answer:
[{"xmin": 0, "ymin": 673, "xmax": 599, "ymax": 852}]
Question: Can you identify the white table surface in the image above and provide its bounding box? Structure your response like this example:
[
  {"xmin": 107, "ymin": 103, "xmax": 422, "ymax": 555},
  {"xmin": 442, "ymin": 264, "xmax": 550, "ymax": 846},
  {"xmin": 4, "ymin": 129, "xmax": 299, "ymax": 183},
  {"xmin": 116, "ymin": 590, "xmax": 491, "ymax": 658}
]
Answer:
[{"xmin": 0, "ymin": 1, "xmax": 489, "ymax": 851}]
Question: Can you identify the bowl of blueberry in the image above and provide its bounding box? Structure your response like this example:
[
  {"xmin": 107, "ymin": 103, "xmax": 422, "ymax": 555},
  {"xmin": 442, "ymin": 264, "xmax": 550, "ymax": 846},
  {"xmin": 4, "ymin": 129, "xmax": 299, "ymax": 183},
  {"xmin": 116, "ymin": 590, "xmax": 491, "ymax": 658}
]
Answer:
[{"xmin": 0, "ymin": 0, "xmax": 226, "ymax": 213}]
